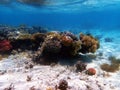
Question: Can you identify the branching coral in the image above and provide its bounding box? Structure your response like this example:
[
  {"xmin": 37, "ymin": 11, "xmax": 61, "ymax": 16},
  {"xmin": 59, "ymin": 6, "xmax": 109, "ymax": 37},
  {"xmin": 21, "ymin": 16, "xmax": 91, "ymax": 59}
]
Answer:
[{"xmin": 79, "ymin": 33, "xmax": 99, "ymax": 53}]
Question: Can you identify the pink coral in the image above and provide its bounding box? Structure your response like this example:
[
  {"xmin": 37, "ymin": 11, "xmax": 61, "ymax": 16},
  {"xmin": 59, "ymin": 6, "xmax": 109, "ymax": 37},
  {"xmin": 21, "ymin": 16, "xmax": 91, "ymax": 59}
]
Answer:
[{"xmin": 0, "ymin": 40, "xmax": 12, "ymax": 52}]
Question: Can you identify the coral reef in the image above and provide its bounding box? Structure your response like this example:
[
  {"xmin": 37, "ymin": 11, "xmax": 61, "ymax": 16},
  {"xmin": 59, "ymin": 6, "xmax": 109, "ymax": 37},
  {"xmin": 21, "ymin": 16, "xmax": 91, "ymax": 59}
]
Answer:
[
  {"xmin": 33, "ymin": 31, "xmax": 82, "ymax": 62},
  {"xmin": 0, "ymin": 25, "xmax": 100, "ymax": 64},
  {"xmin": 86, "ymin": 68, "xmax": 96, "ymax": 75},
  {"xmin": 79, "ymin": 33, "xmax": 99, "ymax": 53}
]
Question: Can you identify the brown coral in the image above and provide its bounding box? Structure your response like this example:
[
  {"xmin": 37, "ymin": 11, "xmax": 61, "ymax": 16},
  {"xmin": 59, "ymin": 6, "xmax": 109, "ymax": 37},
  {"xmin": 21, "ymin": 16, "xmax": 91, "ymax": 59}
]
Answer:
[{"xmin": 79, "ymin": 33, "xmax": 99, "ymax": 53}]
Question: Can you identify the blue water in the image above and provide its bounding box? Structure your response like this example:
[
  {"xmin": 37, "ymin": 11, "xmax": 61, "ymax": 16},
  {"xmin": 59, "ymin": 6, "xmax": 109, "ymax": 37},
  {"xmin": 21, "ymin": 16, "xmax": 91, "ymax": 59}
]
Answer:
[
  {"xmin": 1, "ymin": 1, "xmax": 120, "ymax": 89},
  {"xmin": 0, "ymin": 0, "xmax": 120, "ymax": 31}
]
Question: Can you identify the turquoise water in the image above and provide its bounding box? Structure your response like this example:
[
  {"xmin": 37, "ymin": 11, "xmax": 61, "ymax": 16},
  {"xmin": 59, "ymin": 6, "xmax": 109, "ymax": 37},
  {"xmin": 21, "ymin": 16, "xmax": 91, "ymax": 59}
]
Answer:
[
  {"xmin": 0, "ymin": 1, "xmax": 120, "ymax": 89},
  {"xmin": 0, "ymin": 0, "xmax": 120, "ymax": 30}
]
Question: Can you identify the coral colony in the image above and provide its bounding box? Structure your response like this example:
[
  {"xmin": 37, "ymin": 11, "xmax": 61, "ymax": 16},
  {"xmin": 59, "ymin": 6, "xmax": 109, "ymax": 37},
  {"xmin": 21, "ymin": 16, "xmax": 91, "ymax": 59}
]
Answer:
[
  {"xmin": 0, "ymin": 25, "xmax": 99, "ymax": 55},
  {"xmin": 0, "ymin": 25, "xmax": 99, "ymax": 64},
  {"xmin": 0, "ymin": 26, "xmax": 99, "ymax": 57},
  {"xmin": 0, "ymin": 25, "xmax": 100, "ymax": 89}
]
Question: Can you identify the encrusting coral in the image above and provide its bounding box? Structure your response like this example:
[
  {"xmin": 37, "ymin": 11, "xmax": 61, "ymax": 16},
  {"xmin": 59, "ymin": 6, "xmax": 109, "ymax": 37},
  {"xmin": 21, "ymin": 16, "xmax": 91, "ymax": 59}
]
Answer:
[{"xmin": 79, "ymin": 33, "xmax": 99, "ymax": 53}]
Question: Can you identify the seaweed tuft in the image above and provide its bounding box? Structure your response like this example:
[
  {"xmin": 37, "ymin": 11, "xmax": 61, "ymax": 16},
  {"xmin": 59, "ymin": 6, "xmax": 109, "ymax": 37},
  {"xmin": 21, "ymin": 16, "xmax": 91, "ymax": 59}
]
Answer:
[{"xmin": 100, "ymin": 56, "xmax": 120, "ymax": 72}]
